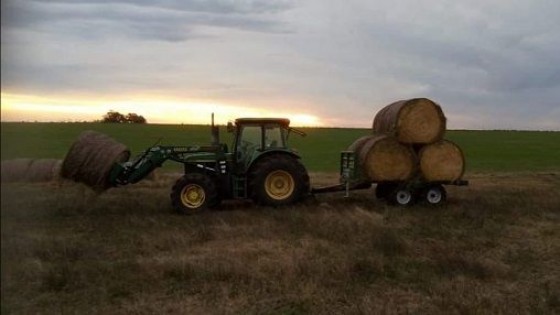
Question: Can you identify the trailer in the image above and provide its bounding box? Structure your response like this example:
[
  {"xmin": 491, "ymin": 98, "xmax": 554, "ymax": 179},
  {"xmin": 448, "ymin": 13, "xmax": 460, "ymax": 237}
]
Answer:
[{"xmin": 311, "ymin": 151, "xmax": 468, "ymax": 206}]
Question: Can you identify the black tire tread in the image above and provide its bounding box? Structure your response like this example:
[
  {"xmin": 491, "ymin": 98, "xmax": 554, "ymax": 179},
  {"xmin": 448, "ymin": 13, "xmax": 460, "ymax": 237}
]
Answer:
[
  {"xmin": 170, "ymin": 173, "xmax": 219, "ymax": 214},
  {"xmin": 249, "ymin": 154, "xmax": 310, "ymax": 207},
  {"xmin": 388, "ymin": 186, "xmax": 416, "ymax": 206},
  {"xmin": 423, "ymin": 184, "xmax": 447, "ymax": 206}
]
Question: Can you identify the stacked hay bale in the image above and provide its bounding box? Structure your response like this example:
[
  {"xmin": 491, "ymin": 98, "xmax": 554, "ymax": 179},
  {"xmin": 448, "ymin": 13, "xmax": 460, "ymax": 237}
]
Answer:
[
  {"xmin": 348, "ymin": 98, "xmax": 465, "ymax": 182},
  {"xmin": 348, "ymin": 135, "xmax": 416, "ymax": 182},
  {"xmin": 417, "ymin": 140, "xmax": 465, "ymax": 181}
]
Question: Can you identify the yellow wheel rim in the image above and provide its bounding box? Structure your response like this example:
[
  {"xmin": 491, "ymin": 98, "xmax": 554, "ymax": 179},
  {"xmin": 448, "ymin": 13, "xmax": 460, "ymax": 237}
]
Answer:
[
  {"xmin": 265, "ymin": 170, "xmax": 295, "ymax": 200},
  {"xmin": 181, "ymin": 184, "xmax": 205, "ymax": 209}
]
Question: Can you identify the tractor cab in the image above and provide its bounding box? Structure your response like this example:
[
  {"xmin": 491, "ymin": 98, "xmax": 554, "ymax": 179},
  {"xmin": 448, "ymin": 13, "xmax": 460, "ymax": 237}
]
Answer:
[{"xmin": 228, "ymin": 118, "xmax": 299, "ymax": 170}]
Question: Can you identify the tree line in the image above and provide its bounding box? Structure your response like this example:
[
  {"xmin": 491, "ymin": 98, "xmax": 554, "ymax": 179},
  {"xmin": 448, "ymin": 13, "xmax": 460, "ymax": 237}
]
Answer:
[{"xmin": 102, "ymin": 111, "xmax": 147, "ymax": 124}]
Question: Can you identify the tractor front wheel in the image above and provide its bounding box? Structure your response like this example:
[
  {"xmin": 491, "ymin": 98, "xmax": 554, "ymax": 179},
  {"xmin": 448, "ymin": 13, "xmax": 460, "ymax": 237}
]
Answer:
[
  {"xmin": 249, "ymin": 154, "xmax": 310, "ymax": 207},
  {"xmin": 170, "ymin": 173, "xmax": 219, "ymax": 214}
]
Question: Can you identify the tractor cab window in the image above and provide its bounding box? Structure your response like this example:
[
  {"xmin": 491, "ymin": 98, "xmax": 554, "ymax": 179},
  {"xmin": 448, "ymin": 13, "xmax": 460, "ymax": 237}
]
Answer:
[
  {"xmin": 237, "ymin": 125, "xmax": 262, "ymax": 162},
  {"xmin": 264, "ymin": 125, "xmax": 285, "ymax": 149}
]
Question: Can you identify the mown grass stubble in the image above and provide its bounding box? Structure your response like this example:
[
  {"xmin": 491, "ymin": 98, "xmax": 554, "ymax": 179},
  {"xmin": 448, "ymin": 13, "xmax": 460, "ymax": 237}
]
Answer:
[{"xmin": 1, "ymin": 172, "xmax": 559, "ymax": 314}]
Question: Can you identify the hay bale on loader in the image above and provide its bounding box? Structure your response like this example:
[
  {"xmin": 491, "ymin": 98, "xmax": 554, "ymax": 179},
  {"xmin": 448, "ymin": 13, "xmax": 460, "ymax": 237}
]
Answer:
[
  {"xmin": 349, "ymin": 134, "xmax": 416, "ymax": 182},
  {"xmin": 61, "ymin": 130, "xmax": 130, "ymax": 191},
  {"xmin": 373, "ymin": 98, "xmax": 446, "ymax": 144},
  {"xmin": 418, "ymin": 140, "xmax": 465, "ymax": 182}
]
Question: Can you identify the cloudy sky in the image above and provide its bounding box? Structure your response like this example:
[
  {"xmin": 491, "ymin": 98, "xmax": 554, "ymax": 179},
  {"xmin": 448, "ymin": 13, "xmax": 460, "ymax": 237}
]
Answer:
[{"xmin": 1, "ymin": 0, "xmax": 559, "ymax": 129}]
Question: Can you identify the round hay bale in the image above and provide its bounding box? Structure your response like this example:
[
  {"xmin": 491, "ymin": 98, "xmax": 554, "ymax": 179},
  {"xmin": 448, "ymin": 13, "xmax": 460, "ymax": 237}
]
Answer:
[
  {"xmin": 61, "ymin": 130, "xmax": 130, "ymax": 191},
  {"xmin": 350, "ymin": 134, "xmax": 416, "ymax": 182},
  {"xmin": 373, "ymin": 98, "xmax": 446, "ymax": 144},
  {"xmin": 25, "ymin": 159, "xmax": 61, "ymax": 182},
  {"xmin": 347, "ymin": 135, "xmax": 375, "ymax": 153},
  {"xmin": 1, "ymin": 159, "xmax": 34, "ymax": 182},
  {"xmin": 419, "ymin": 140, "xmax": 465, "ymax": 182},
  {"xmin": 52, "ymin": 160, "xmax": 63, "ymax": 182}
]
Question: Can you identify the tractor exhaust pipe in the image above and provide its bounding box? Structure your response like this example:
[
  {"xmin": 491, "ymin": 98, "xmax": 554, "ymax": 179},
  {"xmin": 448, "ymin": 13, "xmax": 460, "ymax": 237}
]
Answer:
[{"xmin": 211, "ymin": 113, "xmax": 220, "ymax": 145}]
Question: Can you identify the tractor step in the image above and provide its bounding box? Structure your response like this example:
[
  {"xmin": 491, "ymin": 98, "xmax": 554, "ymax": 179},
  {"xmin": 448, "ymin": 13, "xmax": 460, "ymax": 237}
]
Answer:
[{"xmin": 233, "ymin": 176, "xmax": 247, "ymax": 198}]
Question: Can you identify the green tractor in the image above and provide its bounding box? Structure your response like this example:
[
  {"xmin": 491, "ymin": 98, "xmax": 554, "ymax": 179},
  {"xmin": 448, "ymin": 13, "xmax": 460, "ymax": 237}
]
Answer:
[{"xmin": 109, "ymin": 117, "xmax": 310, "ymax": 214}]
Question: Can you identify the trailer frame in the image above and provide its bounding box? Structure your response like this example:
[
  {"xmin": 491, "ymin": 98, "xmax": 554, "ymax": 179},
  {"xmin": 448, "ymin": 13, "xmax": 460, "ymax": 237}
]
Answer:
[{"xmin": 311, "ymin": 151, "xmax": 468, "ymax": 206}]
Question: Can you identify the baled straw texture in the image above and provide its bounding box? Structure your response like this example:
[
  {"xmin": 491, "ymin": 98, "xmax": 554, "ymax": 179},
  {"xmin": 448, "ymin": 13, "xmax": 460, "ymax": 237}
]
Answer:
[
  {"xmin": 349, "ymin": 134, "xmax": 416, "ymax": 182},
  {"xmin": 25, "ymin": 159, "xmax": 62, "ymax": 182},
  {"xmin": 1, "ymin": 159, "xmax": 62, "ymax": 183},
  {"xmin": 419, "ymin": 139, "xmax": 465, "ymax": 182},
  {"xmin": 1, "ymin": 159, "xmax": 34, "ymax": 182},
  {"xmin": 61, "ymin": 130, "xmax": 130, "ymax": 191},
  {"xmin": 373, "ymin": 98, "xmax": 446, "ymax": 144}
]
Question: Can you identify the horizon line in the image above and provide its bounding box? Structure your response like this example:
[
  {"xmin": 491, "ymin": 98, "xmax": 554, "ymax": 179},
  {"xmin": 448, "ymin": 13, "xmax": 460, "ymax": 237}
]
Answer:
[{"xmin": 1, "ymin": 120, "xmax": 559, "ymax": 132}]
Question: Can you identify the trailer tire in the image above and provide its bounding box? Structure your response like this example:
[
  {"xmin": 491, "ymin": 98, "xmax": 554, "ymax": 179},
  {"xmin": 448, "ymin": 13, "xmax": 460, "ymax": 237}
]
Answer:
[
  {"xmin": 423, "ymin": 184, "xmax": 446, "ymax": 206},
  {"xmin": 170, "ymin": 173, "xmax": 219, "ymax": 215},
  {"xmin": 389, "ymin": 187, "xmax": 416, "ymax": 206},
  {"xmin": 249, "ymin": 154, "xmax": 310, "ymax": 207}
]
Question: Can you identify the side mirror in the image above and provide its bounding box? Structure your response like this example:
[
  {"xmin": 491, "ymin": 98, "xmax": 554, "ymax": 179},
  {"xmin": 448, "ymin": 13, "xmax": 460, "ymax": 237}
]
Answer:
[{"xmin": 227, "ymin": 121, "xmax": 236, "ymax": 133}]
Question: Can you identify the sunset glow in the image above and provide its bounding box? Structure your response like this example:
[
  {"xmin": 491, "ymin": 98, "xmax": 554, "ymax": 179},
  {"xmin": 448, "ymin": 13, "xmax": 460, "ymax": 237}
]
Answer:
[{"xmin": 0, "ymin": 93, "xmax": 324, "ymax": 127}]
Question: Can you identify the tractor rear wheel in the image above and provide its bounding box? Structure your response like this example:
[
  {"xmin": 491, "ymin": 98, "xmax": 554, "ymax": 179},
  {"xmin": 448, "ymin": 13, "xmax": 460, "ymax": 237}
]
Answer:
[
  {"xmin": 170, "ymin": 173, "xmax": 219, "ymax": 214},
  {"xmin": 249, "ymin": 154, "xmax": 310, "ymax": 207}
]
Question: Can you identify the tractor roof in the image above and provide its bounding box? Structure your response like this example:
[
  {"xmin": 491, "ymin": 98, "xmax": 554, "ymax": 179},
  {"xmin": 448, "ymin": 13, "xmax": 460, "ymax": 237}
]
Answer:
[{"xmin": 235, "ymin": 118, "xmax": 290, "ymax": 127}]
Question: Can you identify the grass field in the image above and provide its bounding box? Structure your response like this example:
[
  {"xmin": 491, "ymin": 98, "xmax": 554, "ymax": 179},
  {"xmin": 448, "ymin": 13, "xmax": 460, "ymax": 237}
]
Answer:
[
  {"xmin": 2, "ymin": 122, "xmax": 560, "ymax": 314},
  {"xmin": 1, "ymin": 122, "xmax": 560, "ymax": 172},
  {"xmin": 1, "ymin": 173, "xmax": 559, "ymax": 314}
]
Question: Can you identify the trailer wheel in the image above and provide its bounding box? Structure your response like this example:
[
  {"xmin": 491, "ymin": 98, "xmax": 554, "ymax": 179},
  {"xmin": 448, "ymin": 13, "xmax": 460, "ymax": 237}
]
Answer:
[
  {"xmin": 423, "ymin": 184, "xmax": 446, "ymax": 206},
  {"xmin": 389, "ymin": 187, "xmax": 415, "ymax": 206},
  {"xmin": 170, "ymin": 173, "xmax": 218, "ymax": 214},
  {"xmin": 249, "ymin": 154, "xmax": 310, "ymax": 207}
]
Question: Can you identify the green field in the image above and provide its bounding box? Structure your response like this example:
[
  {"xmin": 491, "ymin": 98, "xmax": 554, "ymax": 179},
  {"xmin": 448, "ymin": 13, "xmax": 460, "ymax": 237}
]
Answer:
[
  {"xmin": 1, "ymin": 122, "xmax": 559, "ymax": 172},
  {"xmin": 2, "ymin": 122, "xmax": 560, "ymax": 313}
]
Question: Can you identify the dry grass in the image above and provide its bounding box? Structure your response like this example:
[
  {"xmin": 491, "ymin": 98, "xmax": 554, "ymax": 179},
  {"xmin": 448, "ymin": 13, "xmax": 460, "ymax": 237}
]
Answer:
[{"xmin": 1, "ymin": 172, "xmax": 559, "ymax": 314}]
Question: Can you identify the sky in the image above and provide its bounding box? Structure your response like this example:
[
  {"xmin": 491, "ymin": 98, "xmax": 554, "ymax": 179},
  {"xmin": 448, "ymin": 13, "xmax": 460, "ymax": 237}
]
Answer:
[{"xmin": 1, "ymin": 0, "xmax": 559, "ymax": 130}]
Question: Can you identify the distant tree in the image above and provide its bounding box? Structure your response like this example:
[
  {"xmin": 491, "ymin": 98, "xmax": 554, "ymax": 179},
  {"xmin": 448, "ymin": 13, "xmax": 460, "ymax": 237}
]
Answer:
[
  {"xmin": 101, "ymin": 111, "xmax": 147, "ymax": 124},
  {"xmin": 125, "ymin": 113, "xmax": 147, "ymax": 124},
  {"xmin": 102, "ymin": 110, "xmax": 126, "ymax": 123}
]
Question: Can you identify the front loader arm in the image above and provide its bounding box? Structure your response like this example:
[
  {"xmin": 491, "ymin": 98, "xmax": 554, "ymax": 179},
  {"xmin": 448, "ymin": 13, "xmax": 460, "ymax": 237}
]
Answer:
[
  {"xmin": 109, "ymin": 144, "xmax": 225, "ymax": 186},
  {"xmin": 109, "ymin": 146, "xmax": 170, "ymax": 185}
]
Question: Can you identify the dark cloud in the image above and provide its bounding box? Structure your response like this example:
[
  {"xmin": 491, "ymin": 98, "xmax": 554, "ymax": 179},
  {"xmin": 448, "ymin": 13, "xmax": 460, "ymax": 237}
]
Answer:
[
  {"xmin": 1, "ymin": 0, "xmax": 293, "ymax": 42},
  {"xmin": 1, "ymin": 0, "xmax": 559, "ymax": 129},
  {"xmin": 33, "ymin": 0, "xmax": 294, "ymax": 14}
]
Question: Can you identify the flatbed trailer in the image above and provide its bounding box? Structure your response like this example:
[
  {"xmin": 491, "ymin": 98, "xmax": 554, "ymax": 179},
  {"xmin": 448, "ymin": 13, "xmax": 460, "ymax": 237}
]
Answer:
[{"xmin": 311, "ymin": 151, "xmax": 468, "ymax": 206}]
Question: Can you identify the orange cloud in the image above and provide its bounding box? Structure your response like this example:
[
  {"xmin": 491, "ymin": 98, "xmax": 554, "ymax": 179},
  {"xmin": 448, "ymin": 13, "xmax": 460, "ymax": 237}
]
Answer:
[{"xmin": 0, "ymin": 93, "xmax": 323, "ymax": 127}]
